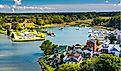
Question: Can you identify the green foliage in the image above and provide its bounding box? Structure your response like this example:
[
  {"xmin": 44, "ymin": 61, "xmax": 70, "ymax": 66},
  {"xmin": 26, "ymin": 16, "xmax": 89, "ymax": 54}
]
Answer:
[
  {"xmin": 0, "ymin": 29, "xmax": 4, "ymax": 34},
  {"xmin": 56, "ymin": 64, "xmax": 80, "ymax": 71},
  {"xmin": 120, "ymin": 44, "xmax": 121, "ymax": 47},
  {"xmin": 39, "ymin": 57, "xmax": 55, "ymax": 71},
  {"xmin": 107, "ymin": 15, "xmax": 121, "ymax": 30},
  {"xmin": 96, "ymin": 39, "xmax": 101, "ymax": 46},
  {"xmin": 108, "ymin": 34, "xmax": 116, "ymax": 44},
  {"xmin": 11, "ymin": 22, "xmax": 20, "ymax": 30},
  {"xmin": 80, "ymin": 54, "xmax": 121, "ymax": 71},
  {"xmin": 37, "ymin": 19, "xmax": 45, "ymax": 26},
  {"xmin": 15, "ymin": 30, "xmax": 20, "ymax": 36},
  {"xmin": 92, "ymin": 17, "xmax": 104, "ymax": 25},
  {"xmin": 94, "ymin": 54, "xmax": 121, "ymax": 71},
  {"xmin": 80, "ymin": 58, "xmax": 95, "ymax": 71},
  {"xmin": 40, "ymin": 40, "xmax": 58, "ymax": 55},
  {"xmin": 0, "ymin": 12, "xmax": 120, "ymax": 30}
]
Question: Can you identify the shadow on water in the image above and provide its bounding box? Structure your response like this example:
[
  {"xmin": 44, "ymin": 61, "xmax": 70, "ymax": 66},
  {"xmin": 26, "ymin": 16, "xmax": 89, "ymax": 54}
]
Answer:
[{"xmin": 33, "ymin": 53, "xmax": 44, "ymax": 57}]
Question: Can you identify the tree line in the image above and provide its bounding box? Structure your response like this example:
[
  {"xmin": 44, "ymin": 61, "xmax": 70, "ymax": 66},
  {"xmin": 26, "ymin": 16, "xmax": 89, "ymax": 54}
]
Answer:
[{"xmin": 0, "ymin": 12, "xmax": 120, "ymax": 30}]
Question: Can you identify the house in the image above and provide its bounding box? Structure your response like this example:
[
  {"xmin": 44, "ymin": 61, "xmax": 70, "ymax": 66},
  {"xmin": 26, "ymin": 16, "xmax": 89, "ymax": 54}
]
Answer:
[
  {"xmin": 113, "ymin": 29, "xmax": 121, "ymax": 44},
  {"xmin": 86, "ymin": 39, "xmax": 97, "ymax": 52},
  {"xmin": 54, "ymin": 45, "xmax": 68, "ymax": 54},
  {"xmin": 109, "ymin": 44, "xmax": 121, "ymax": 57},
  {"xmin": 100, "ymin": 44, "xmax": 121, "ymax": 57},
  {"xmin": 63, "ymin": 53, "xmax": 82, "ymax": 64},
  {"xmin": 82, "ymin": 50, "xmax": 93, "ymax": 58}
]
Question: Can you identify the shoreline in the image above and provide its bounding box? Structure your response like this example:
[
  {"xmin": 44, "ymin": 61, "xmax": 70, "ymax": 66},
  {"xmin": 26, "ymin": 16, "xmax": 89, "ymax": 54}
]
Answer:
[{"xmin": 39, "ymin": 23, "xmax": 114, "ymax": 31}]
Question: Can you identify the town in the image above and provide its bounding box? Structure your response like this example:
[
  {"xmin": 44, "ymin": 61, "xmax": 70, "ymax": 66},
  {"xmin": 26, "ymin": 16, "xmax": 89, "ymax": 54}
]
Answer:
[{"xmin": 39, "ymin": 28, "xmax": 121, "ymax": 71}]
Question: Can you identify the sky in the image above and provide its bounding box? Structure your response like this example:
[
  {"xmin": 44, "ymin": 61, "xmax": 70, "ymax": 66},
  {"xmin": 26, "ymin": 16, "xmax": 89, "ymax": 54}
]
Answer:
[{"xmin": 0, "ymin": 0, "xmax": 121, "ymax": 13}]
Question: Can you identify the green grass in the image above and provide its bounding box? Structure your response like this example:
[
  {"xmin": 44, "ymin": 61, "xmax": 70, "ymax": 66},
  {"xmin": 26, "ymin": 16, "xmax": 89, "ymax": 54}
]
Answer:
[
  {"xmin": 38, "ymin": 57, "xmax": 55, "ymax": 71},
  {"xmin": 0, "ymin": 29, "xmax": 5, "ymax": 34}
]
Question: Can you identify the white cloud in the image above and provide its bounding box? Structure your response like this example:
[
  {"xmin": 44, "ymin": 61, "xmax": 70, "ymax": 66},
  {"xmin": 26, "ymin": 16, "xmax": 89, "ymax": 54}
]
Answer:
[
  {"xmin": 0, "ymin": 5, "xmax": 10, "ymax": 9},
  {"xmin": 0, "ymin": 4, "xmax": 120, "ymax": 13},
  {"xmin": 0, "ymin": 5, "xmax": 4, "ymax": 8},
  {"xmin": 105, "ymin": 0, "xmax": 109, "ymax": 3},
  {"xmin": 14, "ymin": 0, "xmax": 22, "ymax": 5}
]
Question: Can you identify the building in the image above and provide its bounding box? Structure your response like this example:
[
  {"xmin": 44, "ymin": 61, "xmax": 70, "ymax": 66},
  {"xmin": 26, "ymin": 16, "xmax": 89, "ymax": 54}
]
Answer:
[
  {"xmin": 86, "ymin": 39, "xmax": 97, "ymax": 52},
  {"xmin": 63, "ymin": 53, "xmax": 82, "ymax": 64},
  {"xmin": 113, "ymin": 29, "xmax": 121, "ymax": 44},
  {"xmin": 101, "ymin": 44, "xmax": 121, "ymax": 57}
]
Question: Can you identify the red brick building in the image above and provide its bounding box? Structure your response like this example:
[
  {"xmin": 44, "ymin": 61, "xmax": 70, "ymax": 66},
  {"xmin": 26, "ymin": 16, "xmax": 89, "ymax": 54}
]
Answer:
[{"xmin": 86, "ymin": 39, "xmax": 97, "ymax": 52}]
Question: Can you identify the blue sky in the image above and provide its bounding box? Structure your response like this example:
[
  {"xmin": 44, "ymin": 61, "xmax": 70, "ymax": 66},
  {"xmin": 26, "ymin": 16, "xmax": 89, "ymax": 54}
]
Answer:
[
  {"xmin": 0, "ymin": 0, "xmax": 120, "ymax": 5},
  {"xmin": 0, "ymin": 0, "xmax": 120, "ymax": 13}
]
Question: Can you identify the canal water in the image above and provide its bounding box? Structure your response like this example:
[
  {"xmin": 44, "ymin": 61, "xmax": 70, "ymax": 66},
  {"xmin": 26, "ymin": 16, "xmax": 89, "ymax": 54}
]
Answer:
[{"xmin": 0, "ymin": 27, "xmax": 89, "ymax": 71}]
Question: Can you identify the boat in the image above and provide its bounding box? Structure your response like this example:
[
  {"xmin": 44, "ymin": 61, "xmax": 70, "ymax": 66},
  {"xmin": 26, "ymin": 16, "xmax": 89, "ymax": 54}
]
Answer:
[
  {"xmin": 59, "ymin": 27, "xmax": 64, "ymax": 30},
  {"xmin": 88, "ymin": 28, "xmax": 93, "ymax": 33},
  {"xmin": 76, "ymin": 28, "xmax": 79, "ymax": 30},
  {"xmin": 47, "ymin": 32, "xmax": 55, "ymax": 37}
]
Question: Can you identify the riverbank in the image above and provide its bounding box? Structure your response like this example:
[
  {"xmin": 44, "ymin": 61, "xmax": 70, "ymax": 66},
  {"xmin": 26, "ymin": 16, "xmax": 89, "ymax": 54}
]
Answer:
[
  {"xmin": 39, "ymin": 19, "xmax": 92, "ymax": 28},
  {"xmin": 93, "ymin": 26, "xmax": 114, "ymax": 31},
  {"xmin": 38, "ymin": 19, "xmax": 114, "ymax": 31}
]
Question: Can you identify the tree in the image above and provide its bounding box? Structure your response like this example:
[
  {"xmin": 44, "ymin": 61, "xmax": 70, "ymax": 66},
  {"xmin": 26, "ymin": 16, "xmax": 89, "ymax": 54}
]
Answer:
[
  {"xmin": 11, "ymin": 22, "xmax": 20, "ymax": 30},
  {"xmin": 56, "ymin": 64, "xmax": 80, "ymax": 71},
  {"xmin": 86, "ymin": 13, "xmax": 93, "ymax": 19},
  {"xmin": 96, "ymin": 39, "xmax": 101, "ymax": 46},
  {"xmin": 80, "ymin": 58, "xmax": 94, "ymax": 71},
  {"xmin": 107, "ymin": 15, "xmax": 121, "ymax": 30},
  {"xmin": 81, "ymin": 15, "xmax": 87, "ymax": 20},
  {"xmin": 92, "ymin": 17, "xmax": 103, "ymax": 25},
  {"xmin": 37, "ymin": 19, "xmax": 45, "ymax": 26},
  {"xmin": 94, "ymin": 54, "xmax": 121, "ymax": 71},
  {"xmin": 40, "ymin": 40, "xmax": 57, "ymax": 55},
  {"xmin": 108, "ymin": 34, "xmax": 116, "ymax": 44},
  {"xmin": 7, "ymin": 29, "xmax": 10, "ymax": 36},
  {"xmin": 44, "ymin": 19, "xmax": 49, "ymax": 24}
]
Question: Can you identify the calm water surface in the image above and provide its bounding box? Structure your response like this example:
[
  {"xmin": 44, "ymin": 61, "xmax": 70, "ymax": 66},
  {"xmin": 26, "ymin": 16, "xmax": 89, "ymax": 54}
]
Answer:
[
  {"xmin": 46, "ymin": 27, "xmax": 89, "ymax": 45},
  {"xmin": 0, "ymin": 27, "xmax": 89, "ymax": 71}
]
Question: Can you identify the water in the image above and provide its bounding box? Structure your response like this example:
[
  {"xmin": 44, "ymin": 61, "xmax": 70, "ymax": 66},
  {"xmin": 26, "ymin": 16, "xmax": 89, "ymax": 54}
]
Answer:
[
  {"xmin": 0, "ymin": 26, "xmax": 89, "ymax": 71},
  {"xmin": 0, "ymin": 35, "xmax": 44, "ymax": 71},
  {"xmin": 45, "ymin": 27, "xmax": 89, "ymax": 45}
]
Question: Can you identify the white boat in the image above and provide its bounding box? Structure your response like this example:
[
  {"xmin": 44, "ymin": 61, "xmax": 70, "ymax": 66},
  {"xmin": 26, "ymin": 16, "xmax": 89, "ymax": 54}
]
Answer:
[{"xmin": 88, "ymin": 29, "xmax": 93, "ymax": 33}]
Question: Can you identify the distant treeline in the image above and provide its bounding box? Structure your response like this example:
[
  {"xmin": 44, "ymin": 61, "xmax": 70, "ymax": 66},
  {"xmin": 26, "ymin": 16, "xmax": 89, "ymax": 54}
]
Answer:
[
  {"xmin": 0, "ymin": 12, "xmax": 120, "ymax": 30},
  {"xmin": 0, "ymin": 12, "xmax": 120, "ymax": 16}
]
